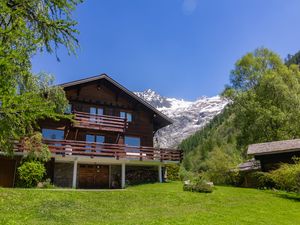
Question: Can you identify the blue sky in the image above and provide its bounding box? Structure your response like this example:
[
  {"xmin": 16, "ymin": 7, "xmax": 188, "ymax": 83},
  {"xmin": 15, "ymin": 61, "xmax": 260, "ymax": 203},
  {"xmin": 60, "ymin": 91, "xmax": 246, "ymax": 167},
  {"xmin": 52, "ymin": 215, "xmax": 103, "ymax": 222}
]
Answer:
[{"xmin": 32, "ymin": 0, "xmax": 300, "ymax": 100}]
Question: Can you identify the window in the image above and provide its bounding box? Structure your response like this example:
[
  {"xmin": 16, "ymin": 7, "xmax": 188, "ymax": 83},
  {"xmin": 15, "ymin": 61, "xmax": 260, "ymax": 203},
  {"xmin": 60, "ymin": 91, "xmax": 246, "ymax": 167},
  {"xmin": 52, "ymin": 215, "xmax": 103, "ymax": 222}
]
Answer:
[
  {"xmin": 86, "ymin": 134, "xmax": 105, "ymax": 153},
  {"xmin": 86, "ymin": 134, "xmax": 105, "ymax": 143},
  {"xmin": 125, "ymin": 136, "xmax": 140, "ymax": 146},
  {"xmin": 90, "ymin": 107, "xmax": 103, "ymax": 123},
  {"xmin": 120, "ymin": 111, "xmax": 133, "ymax": 122},
  {"xmin": 90, "ymin": 107, "xmax": 103, "ymax": 115},
  {"xmin": 120, "ymin": 111, "xmax": 126, "ymax": 119},
  {"xmin": 42, "ymin": 129, "xmax": 64, "ymax": 140}
]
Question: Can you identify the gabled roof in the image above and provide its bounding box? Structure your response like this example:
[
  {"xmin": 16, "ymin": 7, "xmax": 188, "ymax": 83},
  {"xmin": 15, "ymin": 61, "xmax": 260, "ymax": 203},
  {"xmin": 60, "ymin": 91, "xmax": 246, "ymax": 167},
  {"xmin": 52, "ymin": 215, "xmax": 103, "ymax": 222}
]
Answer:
[
  {"xmin": 247, "ymin": 139, "xmax": 300, "ymax": 156},
  {"xmin": 59, "ymin": 74, "xmax": 173, "ymax": 128}
]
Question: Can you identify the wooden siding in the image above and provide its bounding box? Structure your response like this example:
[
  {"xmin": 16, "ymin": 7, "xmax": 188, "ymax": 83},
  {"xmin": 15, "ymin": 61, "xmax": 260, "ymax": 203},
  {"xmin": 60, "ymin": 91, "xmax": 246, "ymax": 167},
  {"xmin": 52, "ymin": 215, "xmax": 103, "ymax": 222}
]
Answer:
[
  {"xmin": 65, "ymin": 79, "xmax": 155, "ymax": 140},
  {"xmin": 40, "ymin": 79, "xmax": 156, "ymax": 147}
]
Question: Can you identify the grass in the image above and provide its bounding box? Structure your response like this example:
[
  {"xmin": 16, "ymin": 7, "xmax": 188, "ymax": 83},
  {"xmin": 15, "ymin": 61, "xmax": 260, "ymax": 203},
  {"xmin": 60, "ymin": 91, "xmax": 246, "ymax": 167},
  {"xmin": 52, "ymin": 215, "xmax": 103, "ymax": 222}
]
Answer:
[{"xmin": 0, "ymin": 182, "xmax": 300, "ymax": 225}]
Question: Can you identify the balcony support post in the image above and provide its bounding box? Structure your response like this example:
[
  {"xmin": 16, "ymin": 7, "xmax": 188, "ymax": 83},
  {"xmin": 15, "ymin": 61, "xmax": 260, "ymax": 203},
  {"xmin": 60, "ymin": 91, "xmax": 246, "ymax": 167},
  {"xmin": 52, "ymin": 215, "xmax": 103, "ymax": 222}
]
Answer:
[
  {"xmin": 121, "ymin": 162, "xmax": 126, "ymax": 189},
  {"xmin": 72, "ymin": 158, "xmax": 78, "ymax": 188},
  {"xmin": 158, "ymin": 164, "xmax": 162, "ymax": 183}
]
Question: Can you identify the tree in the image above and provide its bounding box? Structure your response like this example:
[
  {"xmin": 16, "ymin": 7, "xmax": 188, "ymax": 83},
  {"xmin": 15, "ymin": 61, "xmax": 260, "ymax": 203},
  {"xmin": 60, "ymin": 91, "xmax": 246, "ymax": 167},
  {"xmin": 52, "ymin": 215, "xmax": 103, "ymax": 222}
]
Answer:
[
  {"xmin": 285, "ymin": 51, "xmax": 300, "ymax": 66},
  {"xmin": 180, "ymin": 48, "xmax": 300, "ymax": 174},
  {"xmin": 0, "ymin": 0, "xmax": 82, "ymax": 155},
  {"xmin": 223, "ymin": 48, "xmax": 300, "ymax": 149}
]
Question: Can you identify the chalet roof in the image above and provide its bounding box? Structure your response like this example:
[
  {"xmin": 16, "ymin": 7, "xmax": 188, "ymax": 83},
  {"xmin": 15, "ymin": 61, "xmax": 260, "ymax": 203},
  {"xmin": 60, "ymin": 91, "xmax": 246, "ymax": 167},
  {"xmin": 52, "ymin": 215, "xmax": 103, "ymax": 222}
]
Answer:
[
  {"xmin": 59, "ymin": 74, "xmax": 173, "ymax": 128},
  {"xmin": 247, "ymin": 139, "xmax": 300, "ymax": 156}
]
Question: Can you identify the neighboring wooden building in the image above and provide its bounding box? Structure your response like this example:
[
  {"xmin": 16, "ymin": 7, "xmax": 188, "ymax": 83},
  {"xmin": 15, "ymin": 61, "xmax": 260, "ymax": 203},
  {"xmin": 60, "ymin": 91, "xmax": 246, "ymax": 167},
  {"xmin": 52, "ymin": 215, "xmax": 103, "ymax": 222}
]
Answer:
[
  {"xmin": 0, "ymin": 74, "xmax": 182, "ymax": 188},
  {"xmin": 247, "ymin": 139, "xmax": 300, "ymax": 171}
]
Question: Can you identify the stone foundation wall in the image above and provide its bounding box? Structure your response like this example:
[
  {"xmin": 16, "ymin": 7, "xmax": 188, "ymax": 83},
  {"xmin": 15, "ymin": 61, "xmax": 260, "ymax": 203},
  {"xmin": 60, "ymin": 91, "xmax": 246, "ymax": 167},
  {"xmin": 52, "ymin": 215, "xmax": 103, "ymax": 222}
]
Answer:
[
  {"xmin": 125, "ymin": 166, "xmax": 158, "ymax": 185},
  {"xmin": 53, "ymin": 163, "xmax": 73, "ymax": 188}
]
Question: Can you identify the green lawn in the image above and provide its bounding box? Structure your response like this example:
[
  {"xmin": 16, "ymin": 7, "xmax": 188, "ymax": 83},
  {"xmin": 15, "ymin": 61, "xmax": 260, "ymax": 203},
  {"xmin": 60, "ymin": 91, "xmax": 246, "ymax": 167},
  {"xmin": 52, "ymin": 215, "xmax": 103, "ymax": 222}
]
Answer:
[{"xmin": 0, "ymin": 182, "xmax": 299, "ymax": 225}]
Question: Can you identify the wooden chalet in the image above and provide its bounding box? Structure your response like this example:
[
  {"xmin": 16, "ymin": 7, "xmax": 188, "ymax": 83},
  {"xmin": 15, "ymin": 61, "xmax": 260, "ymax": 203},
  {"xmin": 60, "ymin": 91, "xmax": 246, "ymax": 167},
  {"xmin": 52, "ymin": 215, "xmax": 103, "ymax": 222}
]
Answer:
[
  {"xmin": 247, "ymin": 139, "xmax": 300, "ymax": 171},
  {"xmin": 0, "ymin": 74, "xmax": 182, "ymax": 188}
]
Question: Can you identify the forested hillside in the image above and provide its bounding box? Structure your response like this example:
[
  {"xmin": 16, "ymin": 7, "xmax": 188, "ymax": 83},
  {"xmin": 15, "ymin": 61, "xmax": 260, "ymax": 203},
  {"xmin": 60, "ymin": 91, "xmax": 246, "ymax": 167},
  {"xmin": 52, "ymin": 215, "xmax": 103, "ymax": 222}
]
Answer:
[
  {"xmin": 179, "ymin": 107, "xmax": 240, "ymax": 171},
  {"xmin": 180, "ymin": 48, "xmax": 300, "ymax": 175}
]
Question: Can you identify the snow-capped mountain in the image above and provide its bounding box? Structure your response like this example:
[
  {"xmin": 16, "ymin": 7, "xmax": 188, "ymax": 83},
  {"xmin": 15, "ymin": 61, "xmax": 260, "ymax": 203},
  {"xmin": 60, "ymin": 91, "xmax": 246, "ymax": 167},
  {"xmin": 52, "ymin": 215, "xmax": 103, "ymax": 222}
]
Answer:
[{"xmin": 135, "ymin": 89, "xmax": 228, "ymax": 148}]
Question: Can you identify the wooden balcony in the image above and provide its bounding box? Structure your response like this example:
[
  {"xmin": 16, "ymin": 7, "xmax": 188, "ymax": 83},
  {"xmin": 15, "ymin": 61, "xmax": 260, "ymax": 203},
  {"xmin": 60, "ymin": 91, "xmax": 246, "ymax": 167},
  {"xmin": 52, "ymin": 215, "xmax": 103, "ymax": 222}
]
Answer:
[
  {"xmin": 73, "ymin": 111, "xmax": 128, "ymax": 133},
  {"xmin": 36, "ymin": 139, "xmax": 182, "ymax": 162}
]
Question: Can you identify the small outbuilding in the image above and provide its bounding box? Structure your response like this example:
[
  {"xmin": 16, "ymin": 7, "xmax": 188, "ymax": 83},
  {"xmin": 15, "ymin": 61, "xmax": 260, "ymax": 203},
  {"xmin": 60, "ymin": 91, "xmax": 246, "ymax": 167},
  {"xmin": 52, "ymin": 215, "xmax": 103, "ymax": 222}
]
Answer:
[{"xmin": 247, "ymin": 139, "xmax": 300, "ymax": 171}]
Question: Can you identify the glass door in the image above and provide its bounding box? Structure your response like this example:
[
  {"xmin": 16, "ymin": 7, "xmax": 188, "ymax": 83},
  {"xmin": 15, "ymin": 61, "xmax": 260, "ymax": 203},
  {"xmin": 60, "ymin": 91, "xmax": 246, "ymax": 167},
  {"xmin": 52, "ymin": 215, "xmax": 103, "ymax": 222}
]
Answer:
[{"xmin": 90, "ymin": 107, "xmax": 103, "ymax": 123}]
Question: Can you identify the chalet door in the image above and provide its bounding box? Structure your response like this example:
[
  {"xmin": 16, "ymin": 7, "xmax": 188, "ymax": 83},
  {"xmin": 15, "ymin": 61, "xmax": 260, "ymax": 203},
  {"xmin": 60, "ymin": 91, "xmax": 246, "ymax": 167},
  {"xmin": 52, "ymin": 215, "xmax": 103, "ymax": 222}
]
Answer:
[
  {"xmin": 78, "ymin": 165, "xmax": 109, "ymax": 189},
  {"xmin": 0, "ymin": 157, "xmax": 16, "ymax": 187}
]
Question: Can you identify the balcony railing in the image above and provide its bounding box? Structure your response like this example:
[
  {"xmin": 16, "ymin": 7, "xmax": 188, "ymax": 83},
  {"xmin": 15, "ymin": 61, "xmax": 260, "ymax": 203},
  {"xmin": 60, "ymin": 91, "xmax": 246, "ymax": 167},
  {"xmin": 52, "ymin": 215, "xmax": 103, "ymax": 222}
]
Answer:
[
  {"xmin": 24, "ymin": 139, "xmax": 181, "ymax": 162},
  {"xmin": 73, "ymin": 111, "xmax": 128, "ymax": 133}
]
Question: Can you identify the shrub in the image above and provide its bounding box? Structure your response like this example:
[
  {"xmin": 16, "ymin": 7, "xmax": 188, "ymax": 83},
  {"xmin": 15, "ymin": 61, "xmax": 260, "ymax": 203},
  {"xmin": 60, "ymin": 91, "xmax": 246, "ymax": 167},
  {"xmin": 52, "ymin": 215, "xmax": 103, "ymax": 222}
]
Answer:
[
  {"xmin": 17, "ymin": 161, "xmax": 46, "ymax": 188},
  {"xmin": 251, "ymin": 171, "xmax": 275, "ymax": 189},
  {"xmin": 183, "ymin": 175, "xmax": 214, "ymax": 193},
  {"xmin": 166, "ymin": 164, "xmax": 180, "ymax": 181},
  {"xmin": 269, "ymin": 162, "xmax": 300, "ymax": 193}
]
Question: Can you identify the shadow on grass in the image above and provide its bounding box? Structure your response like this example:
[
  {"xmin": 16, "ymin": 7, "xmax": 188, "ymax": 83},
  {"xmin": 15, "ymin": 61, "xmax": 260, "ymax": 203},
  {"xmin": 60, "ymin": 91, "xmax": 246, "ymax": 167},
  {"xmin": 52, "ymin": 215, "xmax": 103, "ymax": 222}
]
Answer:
[{"xmin": 272, "ymin": 191, "xmax": 300, "ymax": 202}]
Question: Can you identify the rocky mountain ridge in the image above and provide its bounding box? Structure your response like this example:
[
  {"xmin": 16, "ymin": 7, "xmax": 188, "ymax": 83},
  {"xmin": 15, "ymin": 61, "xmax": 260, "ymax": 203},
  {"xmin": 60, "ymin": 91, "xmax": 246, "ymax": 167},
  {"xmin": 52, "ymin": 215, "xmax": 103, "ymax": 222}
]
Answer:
[{"xmin": 135, "ymin": 89, "xmax": 228, "ymax": 148}]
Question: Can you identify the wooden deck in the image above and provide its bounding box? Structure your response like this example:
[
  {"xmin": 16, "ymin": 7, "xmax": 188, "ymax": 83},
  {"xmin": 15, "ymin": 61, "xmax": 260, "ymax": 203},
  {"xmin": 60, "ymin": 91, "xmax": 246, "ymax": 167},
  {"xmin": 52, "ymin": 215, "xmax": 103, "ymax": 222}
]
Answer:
[
  {"xmin": 73, "ymin": 111, "xmax": 128, "ymax": 132},
  {"xmin": 16, "ymin": 139, "xmax": 182, "ymax": 162}
]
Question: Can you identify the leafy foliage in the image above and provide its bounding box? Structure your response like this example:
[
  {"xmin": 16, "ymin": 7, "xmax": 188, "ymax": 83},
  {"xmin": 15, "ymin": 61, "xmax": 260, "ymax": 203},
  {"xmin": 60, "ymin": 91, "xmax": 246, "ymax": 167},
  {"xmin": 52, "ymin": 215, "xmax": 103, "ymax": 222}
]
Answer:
[
  {"xmin": 165, "ymin": 164, "xmax": 180, "ymax": 181},
  {"xmin": 0, "ymin": 73, "xmax": 69, "ymax": 154},
  {"xmin": 17, "ymin": 161, "xmax": 46, "ymax": 188},
  {"xmin": 269, "ymin": 160, "xmax": 300, "ymax": 193},
  {"xmin": 224, "ymin": 48, "xmax": 300, "ymax": 149},
  {"xmin": 285, "ymin": 51, "xmax": 300, "ymax": 66},
  {"xmin": 0, "ymin": 0, "xmax": 81, "ymax": 154}
]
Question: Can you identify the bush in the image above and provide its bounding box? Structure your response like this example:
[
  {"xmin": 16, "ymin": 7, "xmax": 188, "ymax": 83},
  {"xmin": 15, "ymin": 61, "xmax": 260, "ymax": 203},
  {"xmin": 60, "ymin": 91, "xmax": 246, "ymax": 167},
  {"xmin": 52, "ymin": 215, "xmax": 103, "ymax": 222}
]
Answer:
[
  {"xmin": 183, "ymin": 175, "xmax": 214, "ymax": 193},
  {"xmin": 166, "ymin": 164, "xmax": 180, "ymax": 181},
  {"xmin": 269, "ymin": 162, "xmax": 300, "ymax": 193},
  {"xmin": 17, "ymin": 161, "xmax": 46, "ymax": 188},
  {"xmin": 250, "ymin": 171, "xmax": 275, "ymax": 189}
]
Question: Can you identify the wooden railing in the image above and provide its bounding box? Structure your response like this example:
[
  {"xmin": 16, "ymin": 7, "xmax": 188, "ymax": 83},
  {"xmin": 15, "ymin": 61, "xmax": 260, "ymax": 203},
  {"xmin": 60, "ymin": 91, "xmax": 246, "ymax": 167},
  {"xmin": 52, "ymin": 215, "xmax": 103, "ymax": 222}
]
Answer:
[
  {"xmin": 73, "ymin": 111, "xmax": 128, "ymax": 132},
  {"xmin": 38, "ymin": 139, "xmax": 182, "ymax": 162}
]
